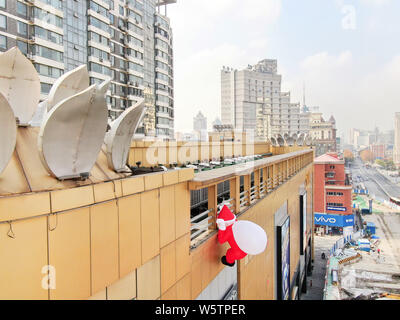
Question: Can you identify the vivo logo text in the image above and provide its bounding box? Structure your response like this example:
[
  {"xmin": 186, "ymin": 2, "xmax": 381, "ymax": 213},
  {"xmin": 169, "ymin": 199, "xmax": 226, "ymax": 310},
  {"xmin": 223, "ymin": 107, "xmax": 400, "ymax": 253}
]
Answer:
[{"xmin": 315, "ymin": 216, "xmax": 336, "ymax": 224}]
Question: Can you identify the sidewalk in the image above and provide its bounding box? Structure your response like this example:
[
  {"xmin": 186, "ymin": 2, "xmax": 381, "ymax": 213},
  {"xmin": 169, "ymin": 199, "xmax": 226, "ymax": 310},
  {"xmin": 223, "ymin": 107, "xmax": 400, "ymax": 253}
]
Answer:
[{"xmin": 301, "ymin": 235, "xmax": 342, "ymax": 300}]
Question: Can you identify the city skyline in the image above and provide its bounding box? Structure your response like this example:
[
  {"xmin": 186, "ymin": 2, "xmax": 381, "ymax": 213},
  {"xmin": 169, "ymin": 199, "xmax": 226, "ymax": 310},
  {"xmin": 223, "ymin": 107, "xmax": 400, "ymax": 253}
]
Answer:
[{"xmin": 168, "ymin": 0, "xmax": 400, "ymax": 135}]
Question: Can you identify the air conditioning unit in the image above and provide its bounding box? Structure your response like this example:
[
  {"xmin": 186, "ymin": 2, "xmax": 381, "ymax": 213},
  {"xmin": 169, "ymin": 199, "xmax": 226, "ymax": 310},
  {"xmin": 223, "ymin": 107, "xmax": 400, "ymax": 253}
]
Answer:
[
  {"xmin": 27, "ymin": 53, "xmax": 34, "ymax": 60},
  {"xmin": 99, "ymin": 58, "xmax": 104, "ymax": 62},
  {"xmin": 30, "ymin": 36, "xmax": 36, "ymax": 42}
]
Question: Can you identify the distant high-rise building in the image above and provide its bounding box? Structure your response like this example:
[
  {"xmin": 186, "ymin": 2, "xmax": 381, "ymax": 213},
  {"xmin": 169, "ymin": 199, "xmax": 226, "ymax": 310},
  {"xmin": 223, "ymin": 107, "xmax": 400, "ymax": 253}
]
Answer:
[
  {"xmin": 221, "ymin": 59, "xmax": 300, "ymax": 140},
  {"xmin": 0, "ymin": 0, "xmax": 176, "ymax": 139},
  {"xmin": 309, "ymin": 112, "xmax": 337, "ymax": 156},
  {"xmin": 394, "ymin": 113, "xmax": 400, "ymax": 166},
  {"xmin": 193, "ymin": 111, "xmax": 207, "ymax": 131}
]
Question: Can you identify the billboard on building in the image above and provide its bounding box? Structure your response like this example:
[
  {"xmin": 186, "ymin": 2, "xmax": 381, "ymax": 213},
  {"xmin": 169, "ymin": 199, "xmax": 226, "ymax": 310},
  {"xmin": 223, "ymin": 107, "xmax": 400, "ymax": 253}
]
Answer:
[
  {"xmin": 314, "ymin": 213, "xmax": 354, "ymax": 227},
  {"xmin": 277, "ymin": 217, "xmax": 290, "ymax": 300}
]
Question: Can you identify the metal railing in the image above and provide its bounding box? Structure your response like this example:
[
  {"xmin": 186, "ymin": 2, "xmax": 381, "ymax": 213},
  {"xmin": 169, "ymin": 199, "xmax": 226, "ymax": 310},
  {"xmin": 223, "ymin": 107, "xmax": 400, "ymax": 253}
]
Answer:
[
  {"xmin": 190, "ymin": 208, "xmax": 214, "ymax": 242},
  {"xmin": 189, "ymin": 149, "xmax": 314, "ymax": 249}
]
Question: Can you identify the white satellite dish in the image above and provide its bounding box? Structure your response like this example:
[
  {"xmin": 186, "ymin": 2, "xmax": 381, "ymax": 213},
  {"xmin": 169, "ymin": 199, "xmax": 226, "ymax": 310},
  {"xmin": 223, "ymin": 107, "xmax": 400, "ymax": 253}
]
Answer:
[
  {"xmin": 38, "ymin": 81, "xmax": 109, "ymax": 180},
  {"xmin": 0, "ymin": 47, "xmax": 40, "ymax": 125},
  {"xmin": 47, "ymin": 65, "xmax": 89, "ymax": 112},
  {"xmin": 105, "ymin": 99, "xmax": 146, "ymax": 172},
  {"xmin": 0, "ymin": 92, "xmax": 17, "ymax": 176}
]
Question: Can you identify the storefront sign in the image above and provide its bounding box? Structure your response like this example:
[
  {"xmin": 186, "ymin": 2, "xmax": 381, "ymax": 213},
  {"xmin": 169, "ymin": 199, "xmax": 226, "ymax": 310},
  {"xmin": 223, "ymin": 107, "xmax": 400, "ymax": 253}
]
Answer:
[
  {"xmin": 327, "ymin": 206, "xmax": 347, "ymax": 212},
  {"xmin": 314, "ymin": 213, "xmax": 354, "ymax": 227}
]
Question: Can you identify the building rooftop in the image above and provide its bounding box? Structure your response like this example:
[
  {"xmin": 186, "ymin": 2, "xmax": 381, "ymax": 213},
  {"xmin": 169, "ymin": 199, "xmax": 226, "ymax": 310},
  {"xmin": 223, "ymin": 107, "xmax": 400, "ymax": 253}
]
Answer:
[
  {"xmin": 0, "ymin": 127, "xmax": 130, "ymax": 196},
  {"xmin": 314, "ymin": 153, "xmax": 345, "ymax": 164}
]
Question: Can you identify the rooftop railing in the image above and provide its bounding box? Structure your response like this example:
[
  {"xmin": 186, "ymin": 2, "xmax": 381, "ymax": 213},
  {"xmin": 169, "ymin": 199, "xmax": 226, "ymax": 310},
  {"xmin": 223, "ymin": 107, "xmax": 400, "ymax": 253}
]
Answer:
[{"xmin": 189, "ymin": 149, "xmax": 314, "ymax": 249}]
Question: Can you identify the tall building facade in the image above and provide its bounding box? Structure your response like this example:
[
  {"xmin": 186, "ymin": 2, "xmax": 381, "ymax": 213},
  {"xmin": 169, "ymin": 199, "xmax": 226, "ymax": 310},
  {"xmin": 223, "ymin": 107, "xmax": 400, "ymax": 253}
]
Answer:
[
  {"xmin": 0, "ymin": 0, "xmax": 175, "ymax": 139},
  {"xmin": 308, "ymin": 111, "xmax": 337, "ymax": 156},
  {"xmin": 193, "ymin": 111, "xmax": 207, "ymax": 131},
  {"xmin": 314, "ymin": 153, "xmax": 353, "ymax": 236},
  {"xmin": 221, "ymin": 59, "xmax": 301, "ymax": 140},
  {"xmin": 394, "ymin": 113, "xmax": 400, "ymax": 166}
]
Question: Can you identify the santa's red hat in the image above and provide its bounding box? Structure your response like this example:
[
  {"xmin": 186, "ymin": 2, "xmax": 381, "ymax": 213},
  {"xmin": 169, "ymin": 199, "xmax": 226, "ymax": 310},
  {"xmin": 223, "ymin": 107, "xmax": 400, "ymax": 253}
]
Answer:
[{"xmin": 218, "ymin": 205, "xmax": 236, "ymax": 221}]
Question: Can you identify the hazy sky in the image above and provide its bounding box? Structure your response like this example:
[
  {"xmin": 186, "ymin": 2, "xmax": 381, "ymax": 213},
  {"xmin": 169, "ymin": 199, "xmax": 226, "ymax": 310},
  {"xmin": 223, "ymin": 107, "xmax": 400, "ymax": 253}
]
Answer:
[{"xmin": 167, "ymin": 0, "xmax": 400, "ymax": 137}]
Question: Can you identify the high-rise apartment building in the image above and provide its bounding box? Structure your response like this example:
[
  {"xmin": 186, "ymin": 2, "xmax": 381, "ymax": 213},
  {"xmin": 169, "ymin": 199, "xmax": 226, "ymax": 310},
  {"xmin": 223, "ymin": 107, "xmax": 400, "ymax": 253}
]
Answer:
[
  {"xmin": 193, "ymin": 111, "xmax": 207, "ymax": 132},
  {"xmin": 221, "ymin": 59, "xmax": 301, "ymax": 140},
  {"xmin": 0, "ymin": 0, "xmax": 175, "ymax": 139}
]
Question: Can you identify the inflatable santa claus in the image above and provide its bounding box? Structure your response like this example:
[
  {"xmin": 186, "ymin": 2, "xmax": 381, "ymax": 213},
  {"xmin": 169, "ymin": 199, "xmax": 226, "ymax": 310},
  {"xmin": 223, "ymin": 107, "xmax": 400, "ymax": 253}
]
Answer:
[{"xmin": 216, "ymin": 205, "xmax": 268, "ymax": 267}]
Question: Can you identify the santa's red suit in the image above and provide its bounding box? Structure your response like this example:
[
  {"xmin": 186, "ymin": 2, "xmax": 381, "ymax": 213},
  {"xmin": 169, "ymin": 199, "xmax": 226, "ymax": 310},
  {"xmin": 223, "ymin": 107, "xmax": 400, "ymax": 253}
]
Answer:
[{"xmin": 217, "ymin": 205, "xmax": 247, "ymax": 266}]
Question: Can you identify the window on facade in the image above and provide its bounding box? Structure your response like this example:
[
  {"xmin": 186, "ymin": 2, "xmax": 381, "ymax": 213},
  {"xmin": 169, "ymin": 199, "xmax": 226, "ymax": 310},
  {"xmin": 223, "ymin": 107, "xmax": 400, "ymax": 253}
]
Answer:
[
  {"xmin": 33, "ymin": 45, "xmax": 63, "ymax": 62},
  {"xmin": 0, "ymin": 0, "xmax": 5, "ymax": 9},
  {"xmin": 327, "ymin": 192, "xmax": 344, "ymax": 197},
  {"xmin": 89, "ymin": 1, "xmax": 108, "ymax": 18},
  {"xmin": 0, "ymin": 14, "xmax": 6, "ymax": 29},
  {"xmin": 17, "ymin": 21, "xmax": 28, "ymax": 36},
  {"xmin": 0, "ymin": 34, "xmax": 6, "ymax": 49},
  {"xmin": 17, "ymin": 40, "xmax": 28, "ymax": 54},
  {"xmin": 35, "ymin": 63, "xmax": 63, "ymax": 78},
  {"xmin": 41, "ymin": 83, "xmax": 52, "ymax": 94},
  {"xmin": 42, "ymin": 0, "xmax": 62, "ymax": 10},
  {"xmin": 16, "ymin": 2, "xmax": 27, "ymax": 16},
  {"xmin": 33, "ymin": 7, "xmax": 62, "ymax": 28},
  {"xmin": 327, "ymin": 203, "xmax": 344, "ymax": 207}
]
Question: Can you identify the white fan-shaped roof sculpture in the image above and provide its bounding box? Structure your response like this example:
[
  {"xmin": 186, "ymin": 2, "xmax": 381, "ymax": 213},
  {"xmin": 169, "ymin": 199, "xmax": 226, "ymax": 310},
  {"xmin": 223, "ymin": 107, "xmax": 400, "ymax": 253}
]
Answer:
[
  {"xmin": 305, "ymin": 134, "xmax": 312, "ymax": 146},
  {"xmin": 47, "ymin": 65, "xmax": 89, "ymax": 112},
  {"xmin": 0, "ymin": 92, "xmax": 17, "ymax": 175},
  {"xmin": 30, "ymin": 100, "xmax": 48, "ymax": 127},
  {"xmin": 105, "ymin": 99, "xmax": 146, "ymax": 172},
  {"xmin": 38, "ymin": 78, "xmax": 110, "ymax": 180},
  {"xmin": 296, "ymin": 133, "xmax": 305, "ymax": 146},
  {"xmin": 277, "ymin": 134, "xmax": 286, "ymax": 147},
  {"xmin": 270, "ymin": 136, "xmax": 278, "ymax": 147},
  {"xmin": 0, "ymin": 47, "xmax": 40, "ymax": 125},
  {"xmin": 283, "ymin": 133, "xmax": 290, "ymax": 141}
]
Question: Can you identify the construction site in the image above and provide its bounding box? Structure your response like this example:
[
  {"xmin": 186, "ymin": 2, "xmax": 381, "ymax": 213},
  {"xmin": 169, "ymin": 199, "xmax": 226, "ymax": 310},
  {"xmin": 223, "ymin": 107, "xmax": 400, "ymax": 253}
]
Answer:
[{"xmin": 323, "ymin": 195, "xmax": 400, "ymax": 300}]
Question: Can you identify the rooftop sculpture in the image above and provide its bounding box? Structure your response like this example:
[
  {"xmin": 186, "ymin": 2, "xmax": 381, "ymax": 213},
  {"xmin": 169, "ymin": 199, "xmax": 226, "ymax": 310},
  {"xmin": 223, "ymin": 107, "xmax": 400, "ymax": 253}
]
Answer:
[
  {"xmin": 0, "ymin": 47, "xmax": 147, "ymax": 181},
  {"xmin": 105, "ymin": 99, "xmax": 146, "ymax": 173},
  {"xmin": 0, "ymin": 93, "xmax": 17, "ymax": 175},
  {"xmin": 0, "ymin": 47, "xmax": 40, "ymax": 126}
]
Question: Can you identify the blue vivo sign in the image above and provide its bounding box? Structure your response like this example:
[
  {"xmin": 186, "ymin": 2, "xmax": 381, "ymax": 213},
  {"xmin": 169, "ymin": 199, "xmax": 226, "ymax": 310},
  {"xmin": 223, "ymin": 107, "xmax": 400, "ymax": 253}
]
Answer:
[{"xmin": 314, "ymin": 213, "xmax": 354, "ymax": 227}]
